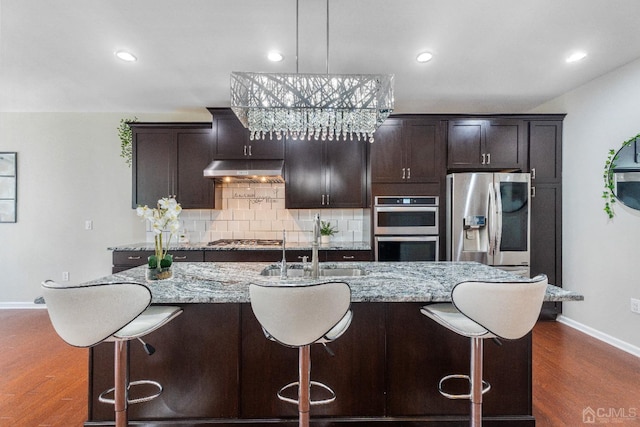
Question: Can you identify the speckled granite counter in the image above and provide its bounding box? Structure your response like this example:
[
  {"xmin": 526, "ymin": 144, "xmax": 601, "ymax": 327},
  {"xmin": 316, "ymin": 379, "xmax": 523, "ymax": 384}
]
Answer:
[
  {"xmin": 84, "ymin": 261, "xmax": 583, "ymax": 304},
  {"xmin": 108, "ymin": 241, "xmax": 372, "ymax": 251}
]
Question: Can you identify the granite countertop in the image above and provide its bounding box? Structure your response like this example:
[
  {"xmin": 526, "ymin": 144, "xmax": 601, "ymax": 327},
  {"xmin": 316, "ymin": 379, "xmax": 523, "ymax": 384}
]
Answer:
[
  {"xmin": 108, "ymin": 242, "xmax": 372, "ymax": 251},
  {"xmin": 82, "ymin": 261, "xmax": 583, "ymax": 305}
]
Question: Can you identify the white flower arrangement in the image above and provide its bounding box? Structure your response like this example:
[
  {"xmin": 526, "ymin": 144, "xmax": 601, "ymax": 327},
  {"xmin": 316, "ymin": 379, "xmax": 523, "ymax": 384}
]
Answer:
[{"xmin": 136, "ymin": 197, "xmax": 182, "ymax": 270}]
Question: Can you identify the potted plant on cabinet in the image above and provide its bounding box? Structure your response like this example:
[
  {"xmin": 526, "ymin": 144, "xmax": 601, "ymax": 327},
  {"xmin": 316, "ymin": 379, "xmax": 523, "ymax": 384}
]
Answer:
[{"xmin": 320, "ymin": 221, "xmax": 338, "ymax": 244}]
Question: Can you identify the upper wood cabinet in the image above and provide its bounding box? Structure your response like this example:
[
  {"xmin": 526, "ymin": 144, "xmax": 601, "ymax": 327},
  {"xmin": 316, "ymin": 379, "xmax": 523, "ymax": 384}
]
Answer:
[
  {"xmin": 447, "ymin": 118, "xmax": 526, "ymax": 171},
  {"xmin": 371, "ymin": 117, "xmax": 445, "ymax": 183},
  {"xmin": 208, "ymin": 108, "xmax": 284, "ymax": 159},
  {"xmin": 284, "ymin": 139, "xmax": 367, "ymax": 209},
  {"xmin": 131, "ymin": 123, "xmax": 215, "ymax": 209},
  {"xmin": 528, "ymin": 120, "xmax": 562, "ymax": 183}
]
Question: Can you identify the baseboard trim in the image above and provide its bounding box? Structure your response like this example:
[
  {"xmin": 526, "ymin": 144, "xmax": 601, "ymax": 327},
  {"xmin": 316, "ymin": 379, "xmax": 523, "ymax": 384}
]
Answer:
[
  {"xmin": 557, "ymin": 315, "xmax": 640, "ymax": 358},
  {"xmin": 0, "ymin": 302, "xmax": 45, "ymax": 309}
]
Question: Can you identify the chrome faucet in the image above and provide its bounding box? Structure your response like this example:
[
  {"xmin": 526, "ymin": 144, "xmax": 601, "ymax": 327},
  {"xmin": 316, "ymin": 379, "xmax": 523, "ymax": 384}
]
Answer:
[
  {"xmin": 311, "ymin": 213, "xmax": 320, "ymax": 278},
  {"xmin": 280, "ymin": 229, "xmax": 287, "ymax": 279}
]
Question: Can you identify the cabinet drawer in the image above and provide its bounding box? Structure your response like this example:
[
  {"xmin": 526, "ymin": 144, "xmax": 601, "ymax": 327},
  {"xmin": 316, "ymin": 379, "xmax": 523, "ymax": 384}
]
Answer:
[
  {"xmin": 113, "ymin": 251, "xmax": 154, "ymax": 267},
  {"xmin": 113, "ymin": 250, "xmax": 203, "ymax": 266},
  {"xmin": 326, "ymin": 250, "xmax": 372, "ymax": 262}
]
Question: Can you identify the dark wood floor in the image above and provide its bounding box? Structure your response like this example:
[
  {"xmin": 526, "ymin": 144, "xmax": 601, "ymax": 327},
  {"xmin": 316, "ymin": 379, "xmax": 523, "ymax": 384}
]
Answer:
[{"xmin": 1, "ymin": 310, "xmax": 639, "ymax": 426}]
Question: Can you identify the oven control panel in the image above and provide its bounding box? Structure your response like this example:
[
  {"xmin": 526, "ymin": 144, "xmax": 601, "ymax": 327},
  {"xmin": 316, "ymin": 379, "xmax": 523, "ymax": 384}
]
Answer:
[{"xmin": 374, "ymin": 196, "xmax": 438, "ymax": 206}]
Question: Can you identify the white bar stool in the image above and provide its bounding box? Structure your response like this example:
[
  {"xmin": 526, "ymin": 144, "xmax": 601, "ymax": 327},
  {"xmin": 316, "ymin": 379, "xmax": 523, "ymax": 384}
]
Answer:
[
  {"xmin": 420, "ymin": 274, "xmax": 547, "ymax": 427},
  {"xmin": 249, "ymin": 281, "xmax": 352, "ymax": 427},
  {"xmin": 41, "ymin": 280, "xmax": 182, "ymax": 427}
]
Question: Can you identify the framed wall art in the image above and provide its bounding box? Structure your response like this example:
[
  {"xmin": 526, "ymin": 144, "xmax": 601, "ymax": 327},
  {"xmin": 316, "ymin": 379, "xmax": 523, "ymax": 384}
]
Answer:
[{"xmin": 0, "ymin": 152, "xmax": 17, "ymax": 223}]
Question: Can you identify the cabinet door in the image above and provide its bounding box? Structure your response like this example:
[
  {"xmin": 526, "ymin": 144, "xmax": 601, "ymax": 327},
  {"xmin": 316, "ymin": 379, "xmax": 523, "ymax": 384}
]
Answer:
[
  {"xmin": 370, "ymin": 120, "xmax": 404, "ymax": 183},
  {"xmin": 326, "ymin": 141, "xmax": 367, "ymax": 208},
  {"xmin": 529, "ymin": 120, "xmax": 562, "ymax": 183},
  {"xmin": 484, "ymin": 119, "xmax": 526, "ymax": 170},
  {"xmin": 530, "ymin": 184, "xmax": 561, "ymax": 287},
  {"xmin": 177, "ymin": 129, "xmax": 215, "ymax": 208},
  {"xmin": 213, "ymin": 110, "xmax": 284, "ymax": 159},
  {"xmin": 215, "ymin": 113, "xmax": 251, "ymax": 158},
  {"xmin": 132, "ymin": 129, "xmax": 176, "ymax": 208},
  {"xmin": 284, "ymin": 139, "xmax": 326, "ymax": 208},
  {"xmin": 406, "ymin": 119, "xmax": 442, "ymax": 182},
  {"xmin": 447, "ymin": 120, "xmax": 484, "ymax": 169}
]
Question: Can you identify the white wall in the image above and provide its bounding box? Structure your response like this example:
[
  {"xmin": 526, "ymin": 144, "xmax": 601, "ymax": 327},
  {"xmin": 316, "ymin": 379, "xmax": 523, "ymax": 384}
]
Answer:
[
  {"xmin": 531, "ymin": 58, "xmax": 640, "ymax": 350},
  {"xmin": 0, "ymin": 111, "xmax": 210, "ymax": 304}
]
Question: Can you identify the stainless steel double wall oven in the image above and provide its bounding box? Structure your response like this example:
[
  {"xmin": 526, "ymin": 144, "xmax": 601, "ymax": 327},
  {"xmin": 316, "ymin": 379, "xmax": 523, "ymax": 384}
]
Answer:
[{"xmin": 374, "ymin": 196, "xmax": 439, "ymax": 261}]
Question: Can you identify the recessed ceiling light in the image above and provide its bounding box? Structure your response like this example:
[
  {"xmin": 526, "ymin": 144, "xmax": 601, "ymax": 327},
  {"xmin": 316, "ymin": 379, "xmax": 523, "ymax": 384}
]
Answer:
[
  {"xmin": 566, "ymin": 51, "xmax": 587, "ymax": 63},
  {"xmin": 267, "ymin": 51, "xmax": 284, "ymax": 62},
  {"xmin": 115, "ymin": 50, "xmax": 137, "ymax": 62},
  {"xmin": 416, "ymin": 52, "xmax": 433, "ymax": 63}
]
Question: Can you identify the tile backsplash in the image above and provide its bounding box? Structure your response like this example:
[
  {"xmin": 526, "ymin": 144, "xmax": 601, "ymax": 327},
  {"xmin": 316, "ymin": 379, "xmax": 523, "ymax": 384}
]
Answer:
[{"xmin": 144, "ymin": 183, "xmax": 370, "ymax": 244}]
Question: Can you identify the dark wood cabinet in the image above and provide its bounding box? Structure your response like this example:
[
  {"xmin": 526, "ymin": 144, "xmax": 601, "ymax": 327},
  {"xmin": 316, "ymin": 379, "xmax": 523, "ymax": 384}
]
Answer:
[
  {"xmin": 208, "ymin": 108, "xmax": 284, "ymax": 159},
  {"xmin": 447, "ymin": 118, "xmax": 526, "ymax": 171},
  {"xmin": 89, "ymin": 302, "xmax": 534, "ymax": 425},
  {"xmin": 528, "ymin": 119, "xmax": 563, "ymax": 317},
  {"xmin": 371, "ymin": 117, "xmax": 444, "ymax": 183},
  {"xmin": 112, "ymin": 250, "xmax": 204, "ymax": 273},
  {"xmin": 285, "ymin": 139, "xmax": 367, "ymax": 208},
  {"xmin": 131, "ymin": 123, "xmax": 215, "ymax": 209}
]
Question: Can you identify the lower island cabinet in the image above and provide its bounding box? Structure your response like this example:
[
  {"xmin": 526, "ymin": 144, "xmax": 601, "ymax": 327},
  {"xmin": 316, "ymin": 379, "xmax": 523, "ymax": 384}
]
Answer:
[{"xmin": 88, "ymin": 302, "xmax": 534, "ymax": 425}]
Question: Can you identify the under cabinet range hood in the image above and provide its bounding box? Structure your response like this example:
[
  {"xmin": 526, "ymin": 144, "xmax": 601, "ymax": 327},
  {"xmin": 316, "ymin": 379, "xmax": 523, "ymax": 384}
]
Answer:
[{"xmin": 203, "ymin": 159, "xmax": 284, "ymax": 183}]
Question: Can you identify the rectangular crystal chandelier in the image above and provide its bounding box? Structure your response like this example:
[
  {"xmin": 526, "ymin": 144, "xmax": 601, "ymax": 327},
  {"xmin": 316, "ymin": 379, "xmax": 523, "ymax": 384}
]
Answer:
[{"xmin": 230, "ymin": 71, "xmax": 394, "ymax": 143}]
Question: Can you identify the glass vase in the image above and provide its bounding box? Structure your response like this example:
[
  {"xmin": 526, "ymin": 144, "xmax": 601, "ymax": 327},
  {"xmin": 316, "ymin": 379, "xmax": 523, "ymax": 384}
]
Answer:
[{"xmin": 145, "ymin": 265, "xmax": 173, "ymax": 281}]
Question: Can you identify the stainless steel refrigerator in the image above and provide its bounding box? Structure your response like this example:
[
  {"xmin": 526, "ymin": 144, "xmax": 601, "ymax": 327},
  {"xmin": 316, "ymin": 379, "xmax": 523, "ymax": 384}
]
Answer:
[{"xmin": 446, "ymin": 172, "xmax": 531, "ymax": 276}]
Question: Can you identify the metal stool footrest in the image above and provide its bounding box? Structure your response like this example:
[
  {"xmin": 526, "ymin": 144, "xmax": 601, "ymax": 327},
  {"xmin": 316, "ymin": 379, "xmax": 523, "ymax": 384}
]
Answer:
[
  {"xmin": 98, "ymin": 379, "xmax": 163, "ymax": 405},
  {"xmin": 438, "ymin": 374, "xmax": 491, "ymax": 400},
  {"xmin": 277, "ymin": 381, "xmax": 337, "ymax": 406}
]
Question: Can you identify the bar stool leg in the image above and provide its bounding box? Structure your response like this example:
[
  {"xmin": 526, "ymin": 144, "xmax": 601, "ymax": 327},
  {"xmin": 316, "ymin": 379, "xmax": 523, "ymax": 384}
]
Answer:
[
  {"xmin": 298, "ymin": 345, "xmax": 311, "ymax": 427},
  {"xmin": 470, "ymin": 337, "xmax": 483, "ymax": 427},
  {"xmin": 114, "ymin": 340, "xmax": 129, "ymax": 427}
]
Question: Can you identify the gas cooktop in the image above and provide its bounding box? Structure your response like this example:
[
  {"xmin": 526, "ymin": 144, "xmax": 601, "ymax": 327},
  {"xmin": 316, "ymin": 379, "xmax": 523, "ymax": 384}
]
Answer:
[{"xmin": 207, "ymin": 239, "xmax": 283, "ymax": 247}]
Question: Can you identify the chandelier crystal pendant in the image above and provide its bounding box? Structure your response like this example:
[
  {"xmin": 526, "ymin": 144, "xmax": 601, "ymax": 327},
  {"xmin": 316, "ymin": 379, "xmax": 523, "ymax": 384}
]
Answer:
[
  {"xmin": 230, "ymin": 0, "xmax": 394, "ymax": 143},
  {"xmin": 230, "ymin": 71, "xmax": 394, "ymax": 142}
]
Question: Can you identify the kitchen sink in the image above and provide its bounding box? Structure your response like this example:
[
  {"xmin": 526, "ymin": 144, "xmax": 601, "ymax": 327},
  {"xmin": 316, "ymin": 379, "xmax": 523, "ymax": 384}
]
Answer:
[{"xmin": 260, "ymin": 266, "xmax": 365, "ymax": 277}]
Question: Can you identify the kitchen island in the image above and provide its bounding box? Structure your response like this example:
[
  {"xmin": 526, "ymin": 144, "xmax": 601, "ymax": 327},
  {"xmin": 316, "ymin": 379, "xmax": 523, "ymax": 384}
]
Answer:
[{"xmin": 84, "ymin": 261, "xmax": 582, "ymax": 426}]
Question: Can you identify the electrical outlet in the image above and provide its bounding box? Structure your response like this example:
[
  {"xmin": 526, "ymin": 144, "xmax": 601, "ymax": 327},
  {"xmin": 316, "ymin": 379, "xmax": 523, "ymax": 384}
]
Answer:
[
  {"xmin": 85, "ymin": 220, "xmax": 93, "ymax": 230},
  {"xmin": 631, "ymin": 298, "xmax": 640, "ymax": 314},
  {"xmin": 62, "ymin": 271, "xmax": 70, "ymax": 281}
]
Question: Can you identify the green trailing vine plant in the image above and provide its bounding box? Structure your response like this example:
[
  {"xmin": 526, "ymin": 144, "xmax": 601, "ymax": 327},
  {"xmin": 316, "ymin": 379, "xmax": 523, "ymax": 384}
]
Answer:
[
  {"xmin": 603, "ymin": 133, "xmax": 640, "ymax": 218},
  {"xmin": 118, "ymin": 117, "xmax": 138, "ymax": 167}
]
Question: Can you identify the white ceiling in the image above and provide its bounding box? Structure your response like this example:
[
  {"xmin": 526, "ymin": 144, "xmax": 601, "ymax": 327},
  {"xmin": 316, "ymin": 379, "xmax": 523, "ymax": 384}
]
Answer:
[{"xmin": 2, "ymin": 0, "xmax": 640, "ymax": 114}]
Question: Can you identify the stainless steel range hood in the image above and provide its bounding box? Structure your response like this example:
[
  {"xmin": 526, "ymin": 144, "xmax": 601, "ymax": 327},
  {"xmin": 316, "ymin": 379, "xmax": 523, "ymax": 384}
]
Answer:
[{"xmin": 203, "ymin": 159, "xmax": 284, "ymax": 183}]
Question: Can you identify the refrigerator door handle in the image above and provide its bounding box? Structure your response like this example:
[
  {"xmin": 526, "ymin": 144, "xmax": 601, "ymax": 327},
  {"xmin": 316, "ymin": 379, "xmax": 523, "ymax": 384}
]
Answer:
[
  {"xmin": 494, "ymin": 181, "xmax": 503, "ymax": 258},
  {"xmin": 488, "ymin": 182, "xmax": 496, "ymax": 255}
]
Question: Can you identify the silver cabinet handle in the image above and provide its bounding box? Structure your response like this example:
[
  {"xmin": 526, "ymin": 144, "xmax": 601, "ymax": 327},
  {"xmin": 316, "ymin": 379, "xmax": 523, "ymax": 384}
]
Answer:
[
  {"xmin": 243, "ymin": 145, "xmax": 247, "ymax": 156},
  {"xmin": 487, "ymin": 153, "xmax": 491, "ymax": 164},
  {"xmin": 531, "ymin": 168, "xmax": 536, "ymax": 180},
  {"xmin": 127, "ymin": 256, "xmax": 141, "ymax": 260},
  {"xmin": 174, "ymin": 256, "xmax": 187, "ymax": 260},
  {"xmin": 321, "ymin": 194, "xmax": 325, "ymax": 205},
  {"xmin": 402, "ymin": 168, "xmax": 406, "ymax": 179},
  {"xmin": 481, "ymin": 153, "xmax": 486, "ymax": 165},
  {"xmin": 407, "ymin": 167, "xmax": 411, "ymax": 179},
  {"xmin": 248, "ymin": 145, "xmax": 252, "ymax": 156},
  {"xmin": 531, "ymin": 186, "xmax": 536, "ymax": 198},
  {"xmin": 326, "ymin": 194, "xmax": 330, "ymax": 205},
  {"xmin": 342, "ymin": 255, "xmax": 355, "ymax": 260}
]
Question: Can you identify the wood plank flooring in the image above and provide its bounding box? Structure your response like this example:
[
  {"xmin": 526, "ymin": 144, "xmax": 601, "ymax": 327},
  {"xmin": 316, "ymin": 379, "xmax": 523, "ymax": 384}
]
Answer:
[{"xmin": 1, "ymin": 310, "xmax": 638, "ymax": 426}]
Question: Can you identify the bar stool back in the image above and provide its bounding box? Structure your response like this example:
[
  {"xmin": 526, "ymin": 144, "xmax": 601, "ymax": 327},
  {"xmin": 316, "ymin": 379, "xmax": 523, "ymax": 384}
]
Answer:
[
  {"xmin": 249, "ymin": 281, "xmax": 352, "ymax": 427},
  {"xmin": 421, "ymin": 274, "xmax": 548, "ymax": 427},
  {"xmin": 41, "ymin": 280, "xmax": 182, "ymax": 427}
]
